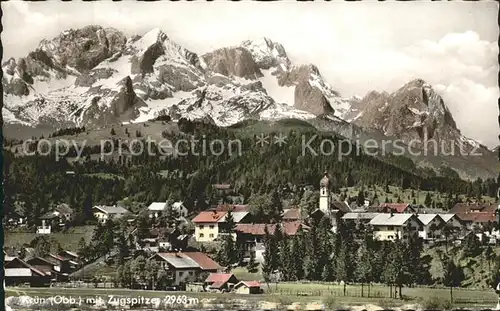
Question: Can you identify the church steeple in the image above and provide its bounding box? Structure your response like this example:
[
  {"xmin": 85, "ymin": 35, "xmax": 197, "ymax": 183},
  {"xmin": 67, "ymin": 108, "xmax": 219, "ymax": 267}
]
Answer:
[{"xmin": 319, "ymin": 171, "xmax": 330, "ymax": 214}]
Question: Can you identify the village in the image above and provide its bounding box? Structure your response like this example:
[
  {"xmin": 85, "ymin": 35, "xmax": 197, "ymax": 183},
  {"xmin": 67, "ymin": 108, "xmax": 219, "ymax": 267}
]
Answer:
[{"xmin": 4, "ymin": 172, "xmax": 500, "ymax": 302}]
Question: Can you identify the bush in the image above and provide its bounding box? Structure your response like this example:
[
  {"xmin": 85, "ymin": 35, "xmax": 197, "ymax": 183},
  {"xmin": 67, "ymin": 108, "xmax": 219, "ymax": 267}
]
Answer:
[
  {"xmin": 323, "ymin": 296, "xmax": 338, "ymax": 310},
  {"xmin": 420, "ymin": 296, "xmax": 452, "ymax": 310}
]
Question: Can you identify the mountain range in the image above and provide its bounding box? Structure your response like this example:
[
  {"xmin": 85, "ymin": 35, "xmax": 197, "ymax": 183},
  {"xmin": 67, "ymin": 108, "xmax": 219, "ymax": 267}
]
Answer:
[{"xmin": 2, "ymin": 25, "xmax": 498, "ymax": 180}]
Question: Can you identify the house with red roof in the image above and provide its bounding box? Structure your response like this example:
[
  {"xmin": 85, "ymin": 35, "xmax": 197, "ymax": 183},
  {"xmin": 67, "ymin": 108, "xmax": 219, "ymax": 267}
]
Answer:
[
  {"xmin": 192, "ymin": 209, "xmax": 251, "ymax": 242},
  {"xmin": 234, "ymin": 280, "xmax": 262, "ymax": 294},
  {"xmin": 149, "ymin": 252, "xmax": 222, "ymax": 286},
  {"xmin": 450, "ymin": 203, "xmax": 499, "ymax": 230},
  {"xmin": 204, "ymin": 273, "xmax": 239, "ymax": 291}
]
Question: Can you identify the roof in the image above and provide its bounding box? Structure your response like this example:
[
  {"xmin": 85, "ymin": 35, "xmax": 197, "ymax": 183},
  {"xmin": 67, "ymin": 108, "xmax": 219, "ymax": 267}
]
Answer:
[
  {"xmin": 153, "ymin": 252, "xmax": 221, "ymax": 270},
  {"xmin": 219, "ymin": 211, "xmax": 249, "ymax": 223},
  {"xmin": 235, "ymin": 280, "xmax": 261, "ymax": 288},
  {"xmin": 342, "ymin": 212, "xmax": 380, "ymax": 220},
  {"xmin": 331, "ymin": 200, "xmax": 351, "ymax": 213},
  {"xmin": 417, "ymin": 214, "xmax": 443, "ymax": 226},
  {"xmin": 192, "ymin": 211, "xmax": 226, "ymax": 223},
  {"xmin": 27, "ymin": 256, "xmax": 56, "ymax": 267},
  {"xmin": 148, "ymin": 202, "xmax": 167, "ymax": 211},
  {"xmin": 205, "ymin": 273, "xmax": 237, "ymax": 288},
  {"xmin": 320, "ymin": 173, "xmax": 330, "ymax": 187},
  {"xmin": 370, "ymin": 213, "xmax": 421, "ymax": 226},
  {"xmin": 183, "ymin": 252, "xmax": 221, "ymax": 270},
  {"xmin": 439, "ymin": 214, "xmax": 458, "ymax": 222},
  {"xmin": 210, "ymin": 204, "xmax": 249, "ymax": 212},
  {"xmin": 55, "ymin": 203, "xmax": 73, "ymax": 215},
  {"xmin": 235, "ymin": 221, "xmax": 308, "ymax": 236},
  {"xmin": 282, "ymin": 209, "xmax": 301, "ymax": 221},
  {"xmin": 5, "ymin": 256, "xmax": 17, "ymax": 262},
  {"xmin": 5, "ymin": 257, "xmax": 46, "ymax": 276},
  {"xmin": 155, "ymin": 253, "xmax": 199, "ymax": 269},
  {"xmin": 416, "ymin": 207, "xmax": 447, "ymax": 214},
  {"xmin": 93, "ymin": 205, "xmax": 129, "ymax": 215},
  {"xmin": 40, "ymin": 211, "xmax": 60, "ymax": 220},
  {"xmin": 450, "ymin": 203, "xmax": 497, "ymax": 214},
  {"xmin": 378, "ymin": 203, "xmax": 413, "ymax": 213},
  {"xmin": 5, "ymin": 268, "xmax": 33, "ymax": 277},
  {"xmin": 172, "ymin": 202, "xmax": 185, "ymax": 210},
  {"xmin": 60, "ymin": 250, "xmax": 78, "ymax": 259},
  {"xmin": 48, "ymin": 253, "xmax": 68, "ymax": 262},
  {"xmin": 455, "ymin": 212, "xmax": 497, "ymax": 223}
]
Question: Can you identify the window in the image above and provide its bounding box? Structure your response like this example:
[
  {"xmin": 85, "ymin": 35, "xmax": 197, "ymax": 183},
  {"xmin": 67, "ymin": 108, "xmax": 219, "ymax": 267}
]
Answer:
[
  {"xmin": 199, "ymin": 233, "xmax": 204, "ymax": 238},
  {"xmin": 179, "ymin": 272, "xmax": 184, "ymax": 276},
  {"xmin": 387, "ymin": 226, "xmax": 394, "ymax": 230},
  {"xmin": 189, "ymin": 271, "xmax": 194, "ymax": 275},
  {"xmin": 209, "ymin": 234, "xmax": 214, "ymax": 238},
  {"xmin": 388, "ymin": 235, "xmax": 394, "ymax": 239},
  {"xmin": 199, "ymin": 225, "xmax": 204, "ymax": 229},
  {"xmin": 209, "ymin": 225, "xmax": 214, "ymax": 229}
]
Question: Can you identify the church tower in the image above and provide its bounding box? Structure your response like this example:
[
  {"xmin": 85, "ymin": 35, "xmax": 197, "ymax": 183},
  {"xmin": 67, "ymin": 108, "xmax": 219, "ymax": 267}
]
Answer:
[{"xmin": 319, "ymin": 172, "xmax": 330, "ymax": 214}]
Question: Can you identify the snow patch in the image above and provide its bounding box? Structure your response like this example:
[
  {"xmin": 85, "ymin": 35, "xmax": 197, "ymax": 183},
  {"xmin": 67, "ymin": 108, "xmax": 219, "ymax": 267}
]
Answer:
[{"xmin": 259, "ymin": 69, "xmax": 295, "ymax": 106}]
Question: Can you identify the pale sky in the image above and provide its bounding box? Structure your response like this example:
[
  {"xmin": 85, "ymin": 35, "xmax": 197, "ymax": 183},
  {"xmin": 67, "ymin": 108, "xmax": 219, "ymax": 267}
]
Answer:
[{"xmin": 2, "ymin": 1, "xmax": 499, "ymax": 147}]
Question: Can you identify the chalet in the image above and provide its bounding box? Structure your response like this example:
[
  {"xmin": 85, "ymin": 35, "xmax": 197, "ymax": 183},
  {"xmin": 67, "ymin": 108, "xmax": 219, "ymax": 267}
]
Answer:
[
  {"xmin": 204, "ymin": 273, "xmax": 239, "ymax": 292},
  {"xmin": 149, "ymin": 252, "xmax": 222, "ymax": 286},
  {"xmin": 147, "ymin": 201, "xmax": 188, "ymax": 218},
  {"xmin": 47, "ymin": 253, "xmax": 79, "ymax": 274},
  {"xmin": 377, "ymin": 203, "xmax": 416, "ymax": 214},
  {"xmin": 192, "ymin": 209, "xmax": 250, "ymax": 242},
  {"xmin": 369, "ymin": 213, "xmax": 423, "ymax": 241},
  {"xmin": 5, "ymin": 257, "xmax": 51, "ymax": 287},
  {"xmin": 234, "ymin": 281, "xmax": 262, "ymax": 294},
  {"xmin": 439, "ymin": 214, "xmax": 467, "ymax": 232},
  {"xmin": 450, "ymin": 203, "xmax": 499, "ymax": 230},
  {"xmin": 6, "ymin": 207, "xmax": 26, "ymax": 227},
  {"xmin": 417, "ymin": 214, "xmax": 445, "ymax": 241},
  {"xmin": 235, "ymin": 222, "xmax": 309, "ymax": 262},
  {"xmin": 93, "ymin": 205, "xmax": 130, "ymax": 223}
]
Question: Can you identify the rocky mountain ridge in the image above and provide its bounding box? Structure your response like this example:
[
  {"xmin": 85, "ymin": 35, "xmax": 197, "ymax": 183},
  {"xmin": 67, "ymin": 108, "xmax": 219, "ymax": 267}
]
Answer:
[{"xmin": 2, "ymin": 25, "xmax": 497, "ymax": 180}]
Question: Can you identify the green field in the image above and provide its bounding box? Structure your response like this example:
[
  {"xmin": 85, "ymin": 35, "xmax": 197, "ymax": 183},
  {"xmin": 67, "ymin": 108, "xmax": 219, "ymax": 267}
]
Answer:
[
  {"xmin": 5, "ymin": 283, "xmax": 499, "ymax": 309},
  {"xmin": 5, "ymin": 225, "xmax": 96, "ymax": 252}
]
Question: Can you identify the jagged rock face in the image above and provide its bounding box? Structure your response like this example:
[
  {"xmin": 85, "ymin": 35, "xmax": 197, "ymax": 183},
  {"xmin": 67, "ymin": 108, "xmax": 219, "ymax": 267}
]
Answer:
[
  {"xmin": 201, "ymin": 47, "xmax": 262, "ymax": 79},
  {"xmin": 294, "ymin": 80, "xmax": 333, "ymax": 116},
  {"xmin": 39, "ymin": 25, "xmax": 127, "ymax": 73},
  {"xmin": 241, "ymin": 38, "xmax": 291, "ymax": 70},
  {"xmin": 347, "ymin": 79, "xmax": 465, "ymax": 153}
]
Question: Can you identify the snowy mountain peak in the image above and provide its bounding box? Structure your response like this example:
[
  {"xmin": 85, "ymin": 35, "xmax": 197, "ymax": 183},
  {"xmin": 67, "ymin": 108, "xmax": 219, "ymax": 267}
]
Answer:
[
  {"xmin": 241, "ymin": 37, "xmax": 291, "ymax": 71},
  {"xmin": 132, "ymin": 28, "xmax": 169, "ymax": 51}
]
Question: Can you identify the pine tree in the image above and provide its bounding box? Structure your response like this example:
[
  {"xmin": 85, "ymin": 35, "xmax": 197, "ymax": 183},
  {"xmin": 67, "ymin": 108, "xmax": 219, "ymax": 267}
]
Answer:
[
  {"xmin": 290, "ymin": 235, "xmax": 305, "ymax": 281},
  {"xmin": 262, "ymin": 225, "xmax": 274, "ymax": 289},
  {"xmin": 247, "ymin": 251, "xmax": 259, "ymax": 273},
  {"xmin": 424, "ymin": 192, "xmax": 432, "ymax": 207},
  {"xmin": 110, "ymin": 128, "xmax": 116, "ymax": 135}
]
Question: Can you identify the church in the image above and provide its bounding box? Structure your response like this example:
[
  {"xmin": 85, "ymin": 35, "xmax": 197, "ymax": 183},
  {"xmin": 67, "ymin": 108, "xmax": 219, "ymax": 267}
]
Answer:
[{"xmin": 311, "ymin": 172, "xmax": 351, "ymax": 232}]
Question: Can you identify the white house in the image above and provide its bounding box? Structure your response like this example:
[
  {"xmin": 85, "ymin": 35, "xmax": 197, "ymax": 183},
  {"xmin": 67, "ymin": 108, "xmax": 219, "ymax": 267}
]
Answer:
[
  {"xmin": 149, "ymin": 252, "xmax": 222, "ymax": 286},
  {"xmin": 417, "ymin": 214, "xmax": 445, "ymax": 241},
  {"xmin": 93, "ymin": 205, "xmax": 129, "ymax": 223},
  {"xmin": 369, "ymin": 213, "xmax": 423, "ymax": 241},
  {"xmin": 147, "ymin": 201, "xmax": 188, "ymax": 218}
]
